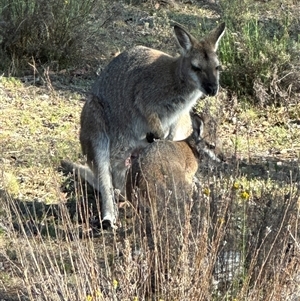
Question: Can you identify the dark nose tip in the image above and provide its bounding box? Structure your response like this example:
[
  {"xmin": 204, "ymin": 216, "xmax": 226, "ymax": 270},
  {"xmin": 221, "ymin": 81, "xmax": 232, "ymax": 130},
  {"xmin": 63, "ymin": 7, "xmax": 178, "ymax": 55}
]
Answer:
[{"xmin": 206, "ymin": 84, "xmax": 218, "ymax": 96}]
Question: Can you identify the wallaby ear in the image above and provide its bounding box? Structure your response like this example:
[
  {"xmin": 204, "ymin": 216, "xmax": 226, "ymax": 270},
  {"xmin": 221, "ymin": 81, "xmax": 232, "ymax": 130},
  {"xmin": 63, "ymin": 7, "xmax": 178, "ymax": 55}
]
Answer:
[
  {"xmin": 190, "ymin": 111, "xmax": 204, "ymax": 140},
  {"xmin": 174, "ymin": 25, "xmax": 194, "ymax": 52},
  {"xmin": 206, "ymin": 22, "xmax": 226, "ymax": 51}
]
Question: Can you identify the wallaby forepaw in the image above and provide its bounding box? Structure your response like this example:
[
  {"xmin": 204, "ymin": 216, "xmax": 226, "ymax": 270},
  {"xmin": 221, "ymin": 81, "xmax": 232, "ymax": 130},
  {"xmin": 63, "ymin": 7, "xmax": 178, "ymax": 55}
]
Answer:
[{"xmin": 146, "ymin": 132, "xmax": 161, "ymax": 143}]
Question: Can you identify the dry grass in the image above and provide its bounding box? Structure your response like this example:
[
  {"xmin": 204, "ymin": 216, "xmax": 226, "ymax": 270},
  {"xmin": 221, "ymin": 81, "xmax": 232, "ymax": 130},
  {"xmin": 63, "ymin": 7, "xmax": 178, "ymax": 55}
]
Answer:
[
  {"xmin": 0, "ymin": 74, "xmax": 299, "ymax": 300},
  {"xmin": 0, "ymin": 167, "xmax": 299, "ymax": 300}
]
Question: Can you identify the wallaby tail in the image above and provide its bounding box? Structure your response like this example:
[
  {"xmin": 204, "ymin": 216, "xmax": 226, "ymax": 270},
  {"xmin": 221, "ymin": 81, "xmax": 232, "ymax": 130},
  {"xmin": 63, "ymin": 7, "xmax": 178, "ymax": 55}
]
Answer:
[{"xmin": 60, "ymin": 160, "xmax": 100, "ymax": 191}]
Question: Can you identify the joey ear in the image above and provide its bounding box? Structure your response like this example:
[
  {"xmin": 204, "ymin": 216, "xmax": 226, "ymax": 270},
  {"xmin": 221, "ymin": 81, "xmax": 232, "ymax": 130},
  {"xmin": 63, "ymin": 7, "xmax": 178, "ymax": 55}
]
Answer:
[
  {"xmin": 190, "ymin": 111, "xmax": 204, "ymax": 139},
  {"xmin": 206, "ymin": 22, "xmax": 226, "ymax": 51},
  {"xmin": 174, "ymin": 25, "xmax": 194, "ymax": 52}
]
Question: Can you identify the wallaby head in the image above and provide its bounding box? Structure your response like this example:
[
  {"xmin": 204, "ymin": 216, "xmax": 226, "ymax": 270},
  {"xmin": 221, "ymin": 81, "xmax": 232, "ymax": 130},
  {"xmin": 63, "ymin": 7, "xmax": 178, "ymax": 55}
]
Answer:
[
  {"xmin": 174, "ymin": 22, "xmax": 225, "ymax": 97},
  {"xmin": 187, "ymin": 111, "xmax": 205, "ymax": 148}
]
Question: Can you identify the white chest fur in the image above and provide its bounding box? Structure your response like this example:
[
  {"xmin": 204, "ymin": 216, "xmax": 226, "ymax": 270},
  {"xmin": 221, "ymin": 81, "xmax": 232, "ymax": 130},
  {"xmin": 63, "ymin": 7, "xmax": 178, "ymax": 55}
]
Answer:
[{"xmin": 186, "ymin": 89, "xmax": 203, "ymax": 108}]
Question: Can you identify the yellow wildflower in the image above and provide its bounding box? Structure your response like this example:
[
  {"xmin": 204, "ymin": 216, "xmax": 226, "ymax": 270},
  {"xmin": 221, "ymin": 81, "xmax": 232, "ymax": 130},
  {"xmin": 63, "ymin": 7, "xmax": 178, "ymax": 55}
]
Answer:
[
  {"xmin": 203, "ymin": 188, "xmax": 210, "ymax": 196},
  {"xmin": 218, "ymin": 217, "xmax": 225, "ymax": 224},
  {"xmin": 113, "ymin": 279, "xmax": 118, "ymax": 290},
  {"xmin": 86, "ymin": 295, "xmax": 93, "ymax": 301},
  {"xmin": 240, "ymin": 191, "xmax": 250, "ymax": 200},
  {"xmin": 233, "ymin": 182, "xmax": 239, "ymax": 189}
]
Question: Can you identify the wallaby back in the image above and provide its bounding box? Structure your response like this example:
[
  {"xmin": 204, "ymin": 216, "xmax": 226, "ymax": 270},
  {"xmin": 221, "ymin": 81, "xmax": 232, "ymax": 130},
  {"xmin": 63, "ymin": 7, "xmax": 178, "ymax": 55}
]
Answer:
[
  {"xmin": 126, "ymin": 112, "xmax": 213, "ymax": 206},
  {"xmin": 126, "ymin": 112, "xmax": 219, "ymax": 272}
]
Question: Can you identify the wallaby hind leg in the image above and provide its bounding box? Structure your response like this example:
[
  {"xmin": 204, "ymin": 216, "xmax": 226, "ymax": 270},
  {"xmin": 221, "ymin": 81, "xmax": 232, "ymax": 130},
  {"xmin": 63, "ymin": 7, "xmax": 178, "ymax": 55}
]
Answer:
[
  {"xmin": 86, "ymin": 132, "xmax": 118, "ymax": 227},
  {"xmin": 80, "ymin": 96, "xmax": 119, "ymax": 228},
  {"xmin": 61, "ymin": 153, "xmax": 117, "ymax": 228}
]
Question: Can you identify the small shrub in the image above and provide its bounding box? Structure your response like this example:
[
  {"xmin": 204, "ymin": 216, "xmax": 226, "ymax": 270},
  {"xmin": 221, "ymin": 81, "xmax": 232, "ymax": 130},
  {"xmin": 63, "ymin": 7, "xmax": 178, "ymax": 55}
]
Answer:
[
  {"xmin": 219, "ymin": 0, "xmax": 297, "ymax": 105},
  {"xmin": 0, "ymin": 0, "xmax": 105, "ymax": 74}
]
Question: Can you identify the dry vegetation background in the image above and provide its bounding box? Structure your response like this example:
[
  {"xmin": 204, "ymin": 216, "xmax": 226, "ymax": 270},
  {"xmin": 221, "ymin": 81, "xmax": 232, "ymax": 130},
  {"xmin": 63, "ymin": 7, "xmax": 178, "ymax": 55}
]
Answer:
[{"xmin": 0, "ymin": 0, "xmax": 300, "ymax": 300}]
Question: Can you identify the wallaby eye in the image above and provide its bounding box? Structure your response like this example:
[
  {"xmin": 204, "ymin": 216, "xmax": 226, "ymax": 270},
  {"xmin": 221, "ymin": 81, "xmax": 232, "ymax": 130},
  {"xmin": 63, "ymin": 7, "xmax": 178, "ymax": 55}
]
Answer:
[
  {"xmin": 191, "ymin": 65, "xmax": 202, "ymax": 72},
  {"xmin": 216, "ymin": 65, "xmax": 223, "ymax": 71}
]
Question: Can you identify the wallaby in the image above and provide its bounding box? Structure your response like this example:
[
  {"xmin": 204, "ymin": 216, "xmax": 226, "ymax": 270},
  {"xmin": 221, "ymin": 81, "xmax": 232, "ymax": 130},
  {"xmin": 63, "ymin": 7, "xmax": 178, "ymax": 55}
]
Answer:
[
  {"xmin": 72, "ymin": 22, "xmax": 225, "ymax": 228},
  {"xmin": 125, "ymin": 111, "xmax": 222, "ymax": 280},
  {"xmin": 126, "ymin": 111, "xmax": 222, "ymax": 206}
]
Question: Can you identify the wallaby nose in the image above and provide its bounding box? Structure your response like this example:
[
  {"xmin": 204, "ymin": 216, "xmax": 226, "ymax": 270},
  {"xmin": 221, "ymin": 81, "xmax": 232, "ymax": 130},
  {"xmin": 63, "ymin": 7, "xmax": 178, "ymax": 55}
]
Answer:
[{"xmin": 206, "ymin": 84, "xmax": 218, "ymax": 96}]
